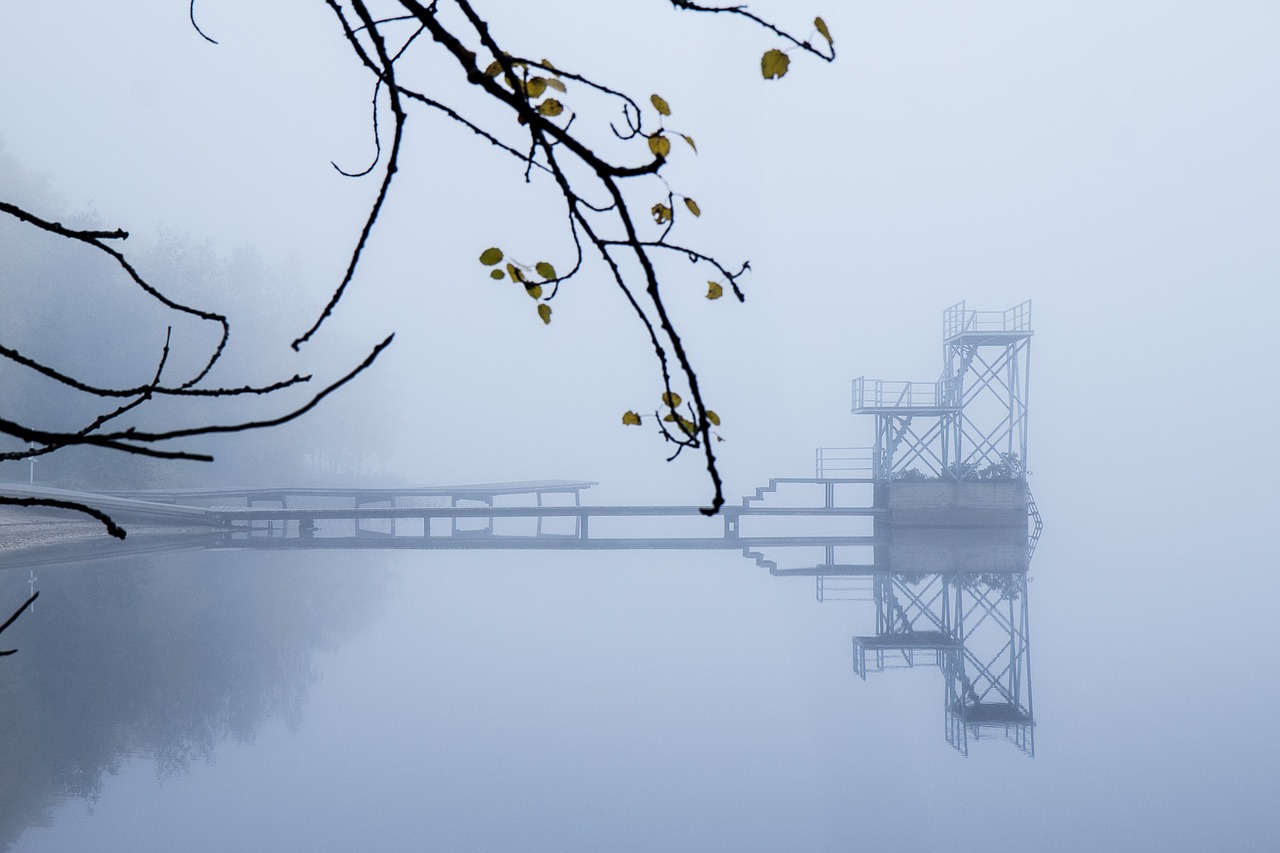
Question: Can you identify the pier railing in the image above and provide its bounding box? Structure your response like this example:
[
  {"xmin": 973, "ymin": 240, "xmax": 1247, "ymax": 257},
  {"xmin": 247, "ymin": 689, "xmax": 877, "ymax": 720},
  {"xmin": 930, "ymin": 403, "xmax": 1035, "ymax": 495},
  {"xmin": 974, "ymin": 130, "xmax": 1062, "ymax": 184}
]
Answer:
[{"xmin": 814, "ymin": 447, "xmax": 873, "ymax": 478}]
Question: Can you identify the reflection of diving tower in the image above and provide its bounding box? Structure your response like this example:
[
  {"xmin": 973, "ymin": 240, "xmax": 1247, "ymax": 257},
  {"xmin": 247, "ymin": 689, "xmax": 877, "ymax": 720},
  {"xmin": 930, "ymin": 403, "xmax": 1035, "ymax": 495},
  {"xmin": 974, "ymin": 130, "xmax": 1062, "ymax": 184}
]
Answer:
[
  {"xmin": 943, "ymin": 573, "xmax": 1034, "ymax": 756},
  {"xmin": 852, "ymin": 573, "xmax": 960, "ymax": 677},
  {"xmin": 764, "ymin": 300, "xmax": 1040, "ymax": 754},
  {"xmin": 854, "ymin": 301, "xmax": 1032, "ymax": 481},
  {"xmin": 853, "ymin": 571, "xmax": 1034, "ymax": 757}
]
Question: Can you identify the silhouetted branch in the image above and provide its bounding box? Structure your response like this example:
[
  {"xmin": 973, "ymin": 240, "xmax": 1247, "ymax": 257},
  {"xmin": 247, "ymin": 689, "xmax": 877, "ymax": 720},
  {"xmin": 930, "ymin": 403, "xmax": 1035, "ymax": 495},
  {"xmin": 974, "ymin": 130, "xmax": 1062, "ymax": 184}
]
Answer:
[
  {"xmin": 0, "ymin": 339, "xmax": 311, "ymax": 399},
  {"xmin": 0, "ymin": 199, "xmax": 231, "ymax": 389},
  {"xmin": 101, "ymin": 334, "xmax": 393, "ymax": 442},
  {"xmin": 189, "ymin": 0, "xmax": 218, "ymax": 45},
  {"xmin": 0, "ymin": 497, "xmax": 126, "ymax": 538},
  {"xmin": 254, "ymin": 0, "xmax": 831, "ymax": 512},
  {"xmin": 292, "ymin": 0, "xmax": 408, "ymax": 350},
  {"xmin": 667, "ymin": 0, "xmax": 837, "ymax": 63},
  {"xmin": 0, "ymin": 0, "xmax": 829, "ymax": 533},
  {"xmin": 0, "ymin": 591, "xmax": 39, "ymax": 655},
  {"xmin": 0, "ymin": 193, "xmax": 389, "ymax": 534}
]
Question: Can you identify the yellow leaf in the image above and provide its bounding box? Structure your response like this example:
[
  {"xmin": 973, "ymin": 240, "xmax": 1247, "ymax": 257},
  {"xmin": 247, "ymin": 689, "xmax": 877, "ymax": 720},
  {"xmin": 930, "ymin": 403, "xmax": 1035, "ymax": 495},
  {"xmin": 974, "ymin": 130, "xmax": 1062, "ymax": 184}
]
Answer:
[
  {"xmin": 651, "ymin": 203, "xmax": 672, "ymax": 224},
  {"xmin": 705, "ymin": 409, "xmax": 721, "ymax": 426},
  {"xmin": 761, "ymin": 49, "xmax": 790, "ymax": 80},
  {"xmin": 662, "ymin": 391, "xmax": 682, "ymax": 408},
  {"xmin": 681, "ymin": 134, "xmax": 697, "ymax": 153},
  {"xmin": 537, "ymin": 98, "xmax": 563, "ymax": 116},
  {"xmin": 684, "ymin": 198, "xmax": 701, "ymax": 217},
  {"xmin": 538, "ymin": 303, "xmax": 552, "ymax": 324},
  {"xmin": 506, "ymin": 263, "xmax": 525, "ymax": 283},
  {"xmin": 650, "ymin": 94, "xmax": 671, "ymax": 116},
  {"xmin": 678, "ymin": 417, "xmax": 696, "ymax": 436},
  {"xmin": 535, "ymin": 261, "xmax": 557, "ymax": 279},
  {"xmin": 545, "ymin": 77, "xmax": 567, "ymax": 92},
  {"xmin": 815, "ymin": 16, "xmax": 833, "ymax": 45},
  {"xmin": 706, "ymin": 281, "xmax": 724, "ymax": 300},
  {"xmin": 489, "ymin": 269, "xmax": 505, "ymax": 280},
  {"xmin": 526, "ymin": 77, "xmax": 548, "ymax": 98},
  {"xmin": 662, "ymin": 413, "xmax": 677, "ymax": 423},
  {"xmin": 484, "ymin": 60, "xmax": 502, "ymax": 77},
  {"xmin": 479, "ymin": 247, "xmax": 503, "ymax": 265},
  {"xmin": 648, "ymin": 134, "xmax": 671, "ymax": 159},
  {"xmin": 525, "ymin": 283, "xmax": 543, "ymax": 299},
  {"xmin": 622, "ymin": 411, "xmax": 642, "ymax": 426}
]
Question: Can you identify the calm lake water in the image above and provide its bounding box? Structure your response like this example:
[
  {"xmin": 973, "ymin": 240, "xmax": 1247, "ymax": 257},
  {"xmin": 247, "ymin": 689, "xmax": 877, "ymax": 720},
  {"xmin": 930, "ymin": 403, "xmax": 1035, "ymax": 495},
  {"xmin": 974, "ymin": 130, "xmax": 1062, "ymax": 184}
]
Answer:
[{"xmin": 2, "ymin": 487, "xmax": 1278, "ymax": 852}]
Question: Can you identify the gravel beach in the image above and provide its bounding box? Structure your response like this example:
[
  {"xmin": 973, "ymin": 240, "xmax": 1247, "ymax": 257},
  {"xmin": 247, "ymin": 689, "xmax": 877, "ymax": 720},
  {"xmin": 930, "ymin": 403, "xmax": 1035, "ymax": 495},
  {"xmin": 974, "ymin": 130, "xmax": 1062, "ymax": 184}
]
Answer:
[{"xmin": 0, "ymin": 507, "xmax": 214, "ymax": 564}]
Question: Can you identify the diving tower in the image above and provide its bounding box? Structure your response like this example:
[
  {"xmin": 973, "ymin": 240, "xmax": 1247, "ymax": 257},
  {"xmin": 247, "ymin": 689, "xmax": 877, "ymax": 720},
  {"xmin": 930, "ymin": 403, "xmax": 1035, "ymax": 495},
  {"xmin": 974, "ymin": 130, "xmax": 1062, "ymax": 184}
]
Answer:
[{"xmin": 822, "ymin": 301, "xmax": 1032, "ymax": 483}]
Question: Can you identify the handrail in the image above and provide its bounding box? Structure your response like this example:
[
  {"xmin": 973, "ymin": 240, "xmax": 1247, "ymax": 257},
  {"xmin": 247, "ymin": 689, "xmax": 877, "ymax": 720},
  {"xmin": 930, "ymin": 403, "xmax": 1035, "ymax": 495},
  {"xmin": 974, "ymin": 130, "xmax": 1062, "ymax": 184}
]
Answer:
[
  {"xmin": 943, "ymin": 300, "xmax": 1032, "ymax": 339},
  {"xmin": 852, "ymin": 377, "xmax": 951, "ymax": 410},
  {"xmin": 1026, "ymin": 485, "xmax": 1043, "ymax": 562},
  {"xmin": 815, "ymin": 447, "xmax": 873, "ymax": 478}
]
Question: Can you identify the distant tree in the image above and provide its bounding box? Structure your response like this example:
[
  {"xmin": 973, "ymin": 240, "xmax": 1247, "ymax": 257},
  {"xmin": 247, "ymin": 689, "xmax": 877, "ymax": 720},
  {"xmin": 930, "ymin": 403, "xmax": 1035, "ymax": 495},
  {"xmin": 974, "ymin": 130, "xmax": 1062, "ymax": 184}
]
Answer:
[
  {"xmin": 0, "ymin": 190, "xmax": 391, "ymax": 537},
  {"xmin": 0, "ymin": 0, "xmax": 835, "ymax": 532},
  {"xmin": 0, "ymin": 553, "xmax": 393, "ymax": 844}
]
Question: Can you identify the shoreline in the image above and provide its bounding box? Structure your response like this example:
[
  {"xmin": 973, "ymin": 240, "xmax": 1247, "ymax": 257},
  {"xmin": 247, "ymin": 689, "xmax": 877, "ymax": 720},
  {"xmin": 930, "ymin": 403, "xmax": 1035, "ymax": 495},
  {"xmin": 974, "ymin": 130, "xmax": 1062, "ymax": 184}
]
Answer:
[{"xmin": 0, "ymin": 508, "xmax": 214, "ymax": 567}]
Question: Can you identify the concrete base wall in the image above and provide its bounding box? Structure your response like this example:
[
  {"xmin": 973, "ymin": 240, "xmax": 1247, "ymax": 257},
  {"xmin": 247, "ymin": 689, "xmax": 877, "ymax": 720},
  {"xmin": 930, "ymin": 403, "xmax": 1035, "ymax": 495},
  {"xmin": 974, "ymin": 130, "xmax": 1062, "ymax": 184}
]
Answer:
[{"xmin": 888, "ymin": 526, "xmax": 1028, "ymax": 573}]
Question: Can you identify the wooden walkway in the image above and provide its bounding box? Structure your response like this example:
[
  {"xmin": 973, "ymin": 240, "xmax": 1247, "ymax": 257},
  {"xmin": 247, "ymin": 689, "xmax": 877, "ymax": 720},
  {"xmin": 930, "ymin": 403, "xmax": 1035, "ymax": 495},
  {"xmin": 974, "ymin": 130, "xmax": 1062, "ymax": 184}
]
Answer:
[
  {"xmin": 99, "ymin": 479, "xmax": 597, "ymax": 508},
  {"xmin": 211, "ymin": 502, "xmax": 884, "ymax": 551}
]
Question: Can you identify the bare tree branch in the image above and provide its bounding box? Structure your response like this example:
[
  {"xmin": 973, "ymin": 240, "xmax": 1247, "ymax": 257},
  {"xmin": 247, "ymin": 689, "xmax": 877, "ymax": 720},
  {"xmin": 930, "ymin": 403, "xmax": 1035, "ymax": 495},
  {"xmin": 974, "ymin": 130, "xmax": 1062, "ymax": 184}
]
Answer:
[
  {"xmin": 189, "ymin": 0, "xmax": 219, "ymax": 45},
  {"xmin": 0, "ymin": 591, "xmax": 40, "ymax": 656},
  {"xmin": 292, "ymin": 0, "xmax": 409, "ymax": 350},
  {"xmin": 1, "ymin": 0, "xmax": 832, "ymax": 545},
  {"xmin": 280, "ymin": 0, "xmax": 834, "ymax": 513},
  {"xmin": 0, "ymin": 497, "xmax": 126, "ymax": 539}
]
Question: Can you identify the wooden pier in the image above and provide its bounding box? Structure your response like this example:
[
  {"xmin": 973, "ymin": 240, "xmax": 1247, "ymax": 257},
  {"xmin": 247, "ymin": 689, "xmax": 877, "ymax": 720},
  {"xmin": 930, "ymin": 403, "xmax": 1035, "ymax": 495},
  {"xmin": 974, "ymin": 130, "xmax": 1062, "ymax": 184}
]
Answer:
[{"xmin": 161, "ymin": 478, "xmax": 884, "ymax": 552}]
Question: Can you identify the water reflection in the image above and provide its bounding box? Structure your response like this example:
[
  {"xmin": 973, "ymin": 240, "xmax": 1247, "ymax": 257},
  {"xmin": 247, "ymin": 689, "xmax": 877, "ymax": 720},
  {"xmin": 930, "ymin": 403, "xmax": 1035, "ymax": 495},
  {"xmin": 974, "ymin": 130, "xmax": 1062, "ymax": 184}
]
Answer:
[
  {"xmin": 0, "ymin": 551, "xmax": 393, "ymax": 850},
  {"xmin": 856, "ymin": 572, "xmax": 1033, "ymax": 756},
  {"xmin": 0, "ymin": 496, "xmax": 1037, "ymax": 850},
  {"xmin": 768, "ymin": 525, "xmax": 1036, "ymax": 756}
]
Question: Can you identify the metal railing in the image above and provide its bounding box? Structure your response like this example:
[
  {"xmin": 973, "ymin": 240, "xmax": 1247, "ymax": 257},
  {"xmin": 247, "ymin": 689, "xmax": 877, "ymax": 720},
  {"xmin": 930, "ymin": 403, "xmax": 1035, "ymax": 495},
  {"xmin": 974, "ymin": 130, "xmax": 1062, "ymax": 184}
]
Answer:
[
  {"xmin": 1026, "ymin": 485, "xmax": 1043, "ymax": 562},
  {"xmin": 852, "ymin": 377, "xmax": 951, "ymax": 410},
  {"xmin": 816, "ymin": 575, "xmax": 873, "ymax": 603},
  {"xmin": 943, "ymin": 300, "xmax": 1032, "ymax": 339},
  {"xmin": 815, "ymin": 446, "xmax": 873, "ymax": 478}
]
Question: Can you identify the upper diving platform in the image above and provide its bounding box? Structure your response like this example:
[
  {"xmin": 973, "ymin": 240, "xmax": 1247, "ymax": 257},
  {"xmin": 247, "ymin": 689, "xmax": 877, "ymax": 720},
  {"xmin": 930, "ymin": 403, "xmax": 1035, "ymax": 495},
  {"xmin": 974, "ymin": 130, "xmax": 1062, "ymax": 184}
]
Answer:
[
  {"xmin": 850, "ymin": 301, "xmax": 1033, "ymax": 416},
  {"xmin": 943, "ymin": 300, "xmax": 1033, "ymax": 345}
]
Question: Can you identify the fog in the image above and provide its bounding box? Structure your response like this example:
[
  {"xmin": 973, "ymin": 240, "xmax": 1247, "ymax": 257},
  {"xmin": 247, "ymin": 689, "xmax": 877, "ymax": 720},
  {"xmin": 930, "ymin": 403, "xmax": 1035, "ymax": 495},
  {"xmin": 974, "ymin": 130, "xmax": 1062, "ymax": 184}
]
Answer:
[
  {"xmin": 2, "ymin": 2, "xmax": 1276, "ymax": 501},
  {"xmin": 2, "ymin": 1, "xmax": 1279, "ymax": 850}
]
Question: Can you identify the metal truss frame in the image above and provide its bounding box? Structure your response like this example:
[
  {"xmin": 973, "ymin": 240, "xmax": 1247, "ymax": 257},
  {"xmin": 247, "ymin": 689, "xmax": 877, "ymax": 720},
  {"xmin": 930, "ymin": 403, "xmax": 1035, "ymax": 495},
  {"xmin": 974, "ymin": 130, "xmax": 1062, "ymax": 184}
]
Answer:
[
  {"xmin": 853, "ymin": 301, "xmax": 1032, "ymax": 482},
  {"xmin": 944, "ymin": 573, "xmax": 1035, "ymax": 756},
  {"xmin": 944, "ymin": 329, "xmax": 1032, "ymax": 480},
  {"xmin": 850, "ymin": 571, "xmax": 1035, "ymax": 756}
]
